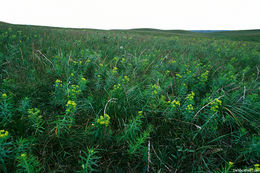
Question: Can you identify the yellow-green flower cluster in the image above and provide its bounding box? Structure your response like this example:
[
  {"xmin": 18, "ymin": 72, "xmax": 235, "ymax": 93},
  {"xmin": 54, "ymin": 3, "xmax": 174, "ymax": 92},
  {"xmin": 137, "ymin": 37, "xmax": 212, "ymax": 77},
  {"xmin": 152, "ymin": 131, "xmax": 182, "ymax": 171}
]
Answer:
[
  {"xmin": 69, "ymin": 85, "xmax": 81, "ymax": 96},
  {"xmin": 2, "ymin": 93, "xmax": 7, "ymax": 99},
  {"xmin": 186, "ymin": 91, "xmax": 195, "ymax": 101},
  {"xmin": 255, "ymin": 164, "xmax": 260, "ymax": 171},
  {"xmin": 186, "ymin": 104, "xmax": 194, "ymax": 112},
  {"xmin": 121, "ymin": 58, "xmax": 126, "ymax": 63},
  {"xmin": 112, "ymin": 67, "xmax": 118, "ymax": 74},
  {"xmin": 198, "ymin": 70, "xmax": 209, "ymax": 82},
  {"xmin": 227, "ymin": 73, "xmax": 235, "ymax": 81},
  {"xmin": 21, "ymin": 153, "xmax": 26, "ymax": 158},
  {"xmin": 166, "ymin": 70, "xmax": 170, "ymax": 75},
  {"xmin": 228, "ymin": 161, "xmax": 233, "ymax": 166},
  {"xmin": 66, "ymin": 100, "xmax": 77, "ymax": 113},
  {"xmin": 0, "ymin": 130, "xmax": 9, "ymax": 138},
  {"xmin": 152, "ymin": 84, "xmax": 159, "ymax": 89},
  {"xmin": 28, "ymin": 108, "xmax": 41, "ymax": 118},
  {"xmin": 176, "ymin": 74, "xmax": 182, "ymax": 78},
  {"xmin": 55, "ymin": 79, "xmax": 62, "ymax": 87},
  {"xmin": 113, "ymin": 84, "xmax": 121, "ymax": 91},
  {"xmin": 122, "ymin": 76, "xmax": 130, "ymax": 83},
  {"xmin": 80, "ymin": 77, "xmax": 87, "ymax": 85},
  {"xmin": 81, "ymin": 77, "xmax": 86, "ymax": 82},
  {"xmin": 113, "ymin": 57, "xmax": 118, "ymax": 61},
  {"xmin": 170, "ymin": 60, "xmax": 176, "ymax": 64},
  {"xmin": 97, "ymin": 114, "xmax": 110, "ymax": 127},
  {"xmin": 152, "ymin": 84, "xmax": 159, "ymax": 95},
  {"xmin": 186, "ymin": 69, "xmax": 192, "ymax": 74},
  {"xmin": 169, "ymin": 100, "xmax": 181, "ymax": 108},
  {"xmin": 99, "ymin": 63, "xmax": 104, "ymax": 67},
  {"xmin": 87, "ymin": 59, "xmax": 91, "ymax": 63},
  {"xmin": 28, "ymin": 108, "xmax": 38, "ymax": 115},
  {"xmin": 210, "ymin": 98, "xmax": 222, "ymax": 112},
  {"xmin": 138, "ymin": 111, "xmax": 143, "ymax": 116}
]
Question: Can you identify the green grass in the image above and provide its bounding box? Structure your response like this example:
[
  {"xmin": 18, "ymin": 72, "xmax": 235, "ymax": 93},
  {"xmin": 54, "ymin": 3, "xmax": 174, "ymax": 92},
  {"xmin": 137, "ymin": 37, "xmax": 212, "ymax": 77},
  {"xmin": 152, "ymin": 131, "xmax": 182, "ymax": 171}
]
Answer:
[
  {"xmin": 208, "ymin": 30, "xmax": 260, "ymax": 42},
  {"xmin": 0, "ymin": 21, "xmax": 260, "ymax": 172}
]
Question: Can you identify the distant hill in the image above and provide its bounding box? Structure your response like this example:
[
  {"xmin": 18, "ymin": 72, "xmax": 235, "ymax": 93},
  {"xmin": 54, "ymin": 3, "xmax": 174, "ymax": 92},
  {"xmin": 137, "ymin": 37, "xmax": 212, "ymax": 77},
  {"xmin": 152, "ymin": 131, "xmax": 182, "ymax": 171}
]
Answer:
[
  {"xmin": 190, "ymin": 30, "xmax": 230, "ymax": 33},
  {"xmin": 1, "ymin": 21, "xmax": 260, "ymax": 42}
]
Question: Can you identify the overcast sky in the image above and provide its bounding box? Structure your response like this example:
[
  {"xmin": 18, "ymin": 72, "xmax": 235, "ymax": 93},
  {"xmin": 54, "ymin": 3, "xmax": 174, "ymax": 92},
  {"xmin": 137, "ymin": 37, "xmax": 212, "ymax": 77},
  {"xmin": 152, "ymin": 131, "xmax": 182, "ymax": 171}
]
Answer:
[{"xmin": 0, "ymin": 0, "xmax": 259, "ymax": 30}]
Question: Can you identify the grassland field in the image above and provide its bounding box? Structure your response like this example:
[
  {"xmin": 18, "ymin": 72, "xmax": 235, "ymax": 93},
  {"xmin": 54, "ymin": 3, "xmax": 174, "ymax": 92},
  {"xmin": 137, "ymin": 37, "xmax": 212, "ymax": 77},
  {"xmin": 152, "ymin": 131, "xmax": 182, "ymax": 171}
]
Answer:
[{"xmin": 0, "ymin": 21, "xmax": 260, "ymax": 172}]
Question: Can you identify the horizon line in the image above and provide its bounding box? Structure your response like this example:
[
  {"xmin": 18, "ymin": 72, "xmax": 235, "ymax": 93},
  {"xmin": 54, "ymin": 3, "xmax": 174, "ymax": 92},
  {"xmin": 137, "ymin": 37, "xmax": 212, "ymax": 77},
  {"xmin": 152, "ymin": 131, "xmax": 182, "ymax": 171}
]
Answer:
[{"xmin": 1, "ymin": 21, "xmax": 260, "ymax": 32}]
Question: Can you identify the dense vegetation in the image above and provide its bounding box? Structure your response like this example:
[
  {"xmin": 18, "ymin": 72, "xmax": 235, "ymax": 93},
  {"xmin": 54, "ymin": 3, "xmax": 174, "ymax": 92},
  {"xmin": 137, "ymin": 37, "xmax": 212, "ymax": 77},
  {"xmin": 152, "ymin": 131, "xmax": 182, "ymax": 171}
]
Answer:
[{"xmin": 0, "ymin": 22, "xmax": 260, "ymax": 172}]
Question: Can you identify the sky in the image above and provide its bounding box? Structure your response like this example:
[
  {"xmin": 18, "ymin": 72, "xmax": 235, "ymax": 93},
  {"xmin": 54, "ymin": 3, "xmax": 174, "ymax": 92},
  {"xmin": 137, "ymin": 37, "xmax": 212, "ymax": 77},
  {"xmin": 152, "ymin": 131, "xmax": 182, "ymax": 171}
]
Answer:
[{"xmin": 0, "ymin": 0, "xmax": 260, "ymax": 30}]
